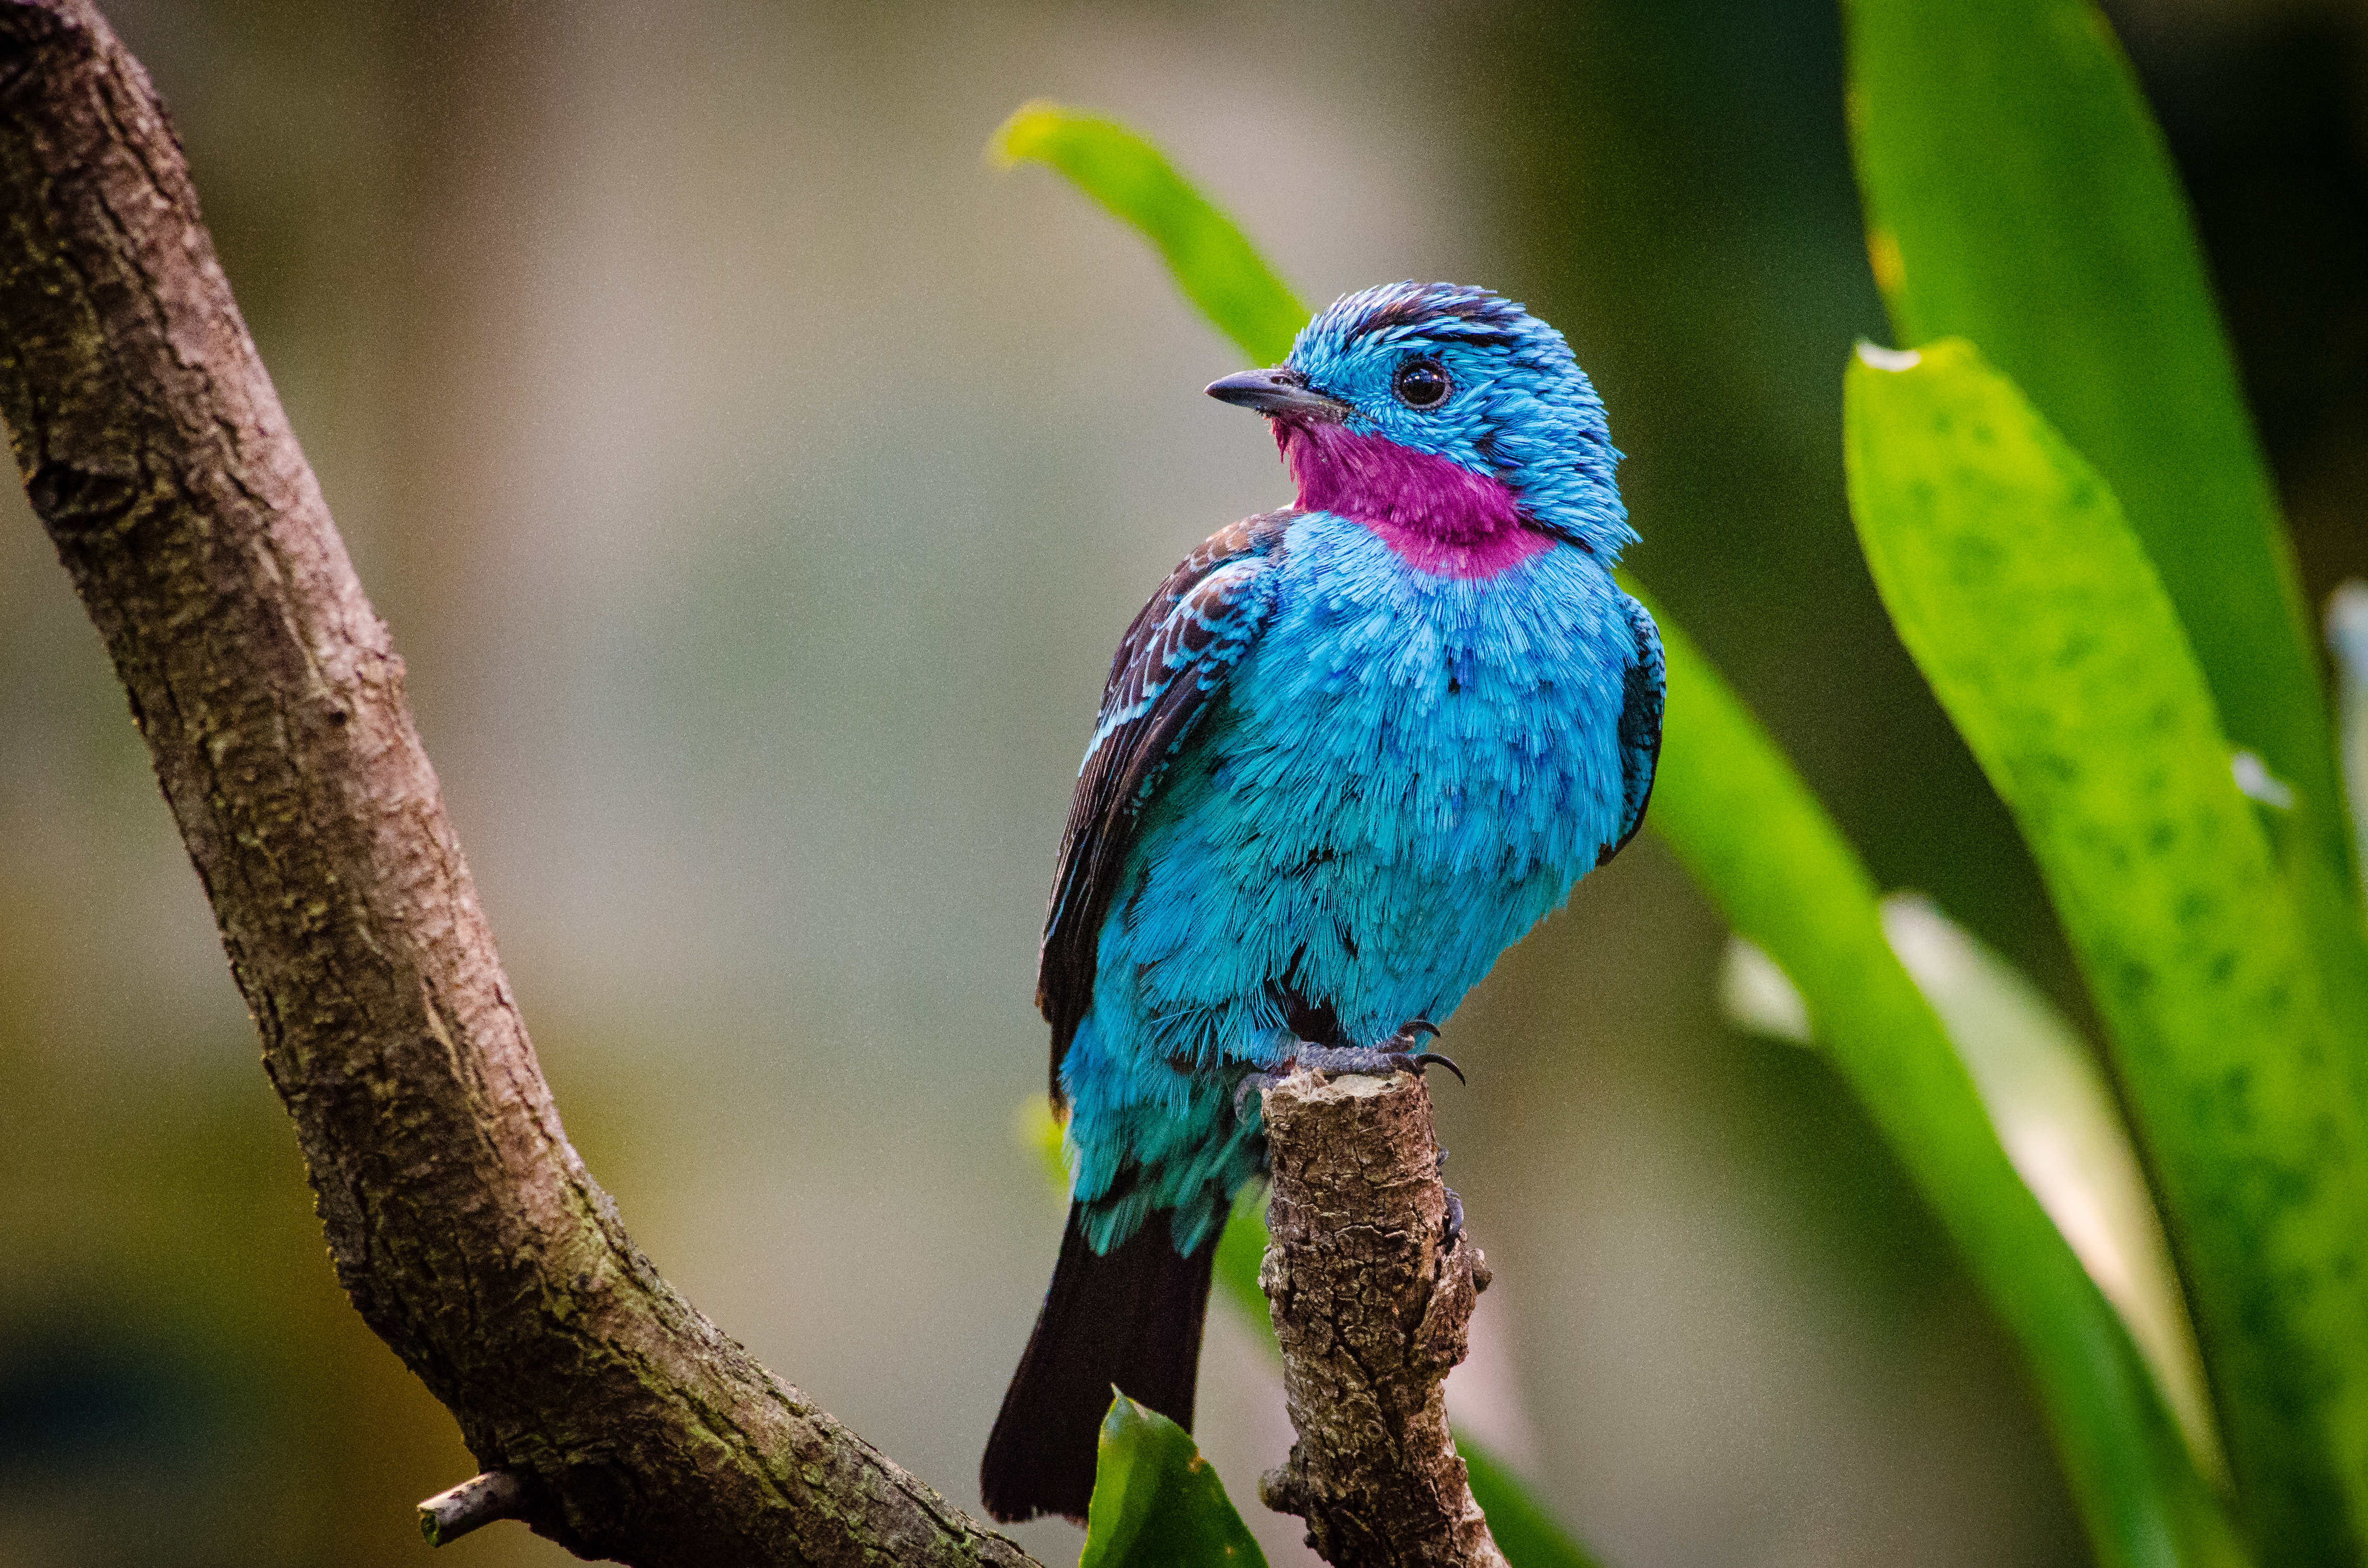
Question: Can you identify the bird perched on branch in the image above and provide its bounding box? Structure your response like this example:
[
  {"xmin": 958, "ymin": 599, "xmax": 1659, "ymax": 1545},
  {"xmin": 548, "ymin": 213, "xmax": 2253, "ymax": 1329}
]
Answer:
[{"xmin": 982, "ymin": 282, "xmax": 1662, "ymax": 1523}]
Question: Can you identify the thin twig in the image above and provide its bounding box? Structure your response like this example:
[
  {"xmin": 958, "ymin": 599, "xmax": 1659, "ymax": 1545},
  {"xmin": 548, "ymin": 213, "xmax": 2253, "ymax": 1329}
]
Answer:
[
  {"xmin": 1258, "ymin": 1068, "xmax": 1506, "ymax": 1568},
  {"xmin": 419, "ymin": 1471, "xmax": 528, "ymax": 1547}
]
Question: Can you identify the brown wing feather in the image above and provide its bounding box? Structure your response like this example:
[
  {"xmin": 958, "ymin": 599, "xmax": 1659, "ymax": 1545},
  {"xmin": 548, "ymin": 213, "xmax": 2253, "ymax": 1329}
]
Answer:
[{"xmin": 1037, "ymin": 511, "xmax": 1295, "ymax": 1105}]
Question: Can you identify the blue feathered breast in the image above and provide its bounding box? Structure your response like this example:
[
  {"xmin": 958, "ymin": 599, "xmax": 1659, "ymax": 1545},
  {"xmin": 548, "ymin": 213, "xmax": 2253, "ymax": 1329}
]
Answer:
[{"xmin": 1049, "ymin": 508, "xmax": 1659, "ymax": 1252}]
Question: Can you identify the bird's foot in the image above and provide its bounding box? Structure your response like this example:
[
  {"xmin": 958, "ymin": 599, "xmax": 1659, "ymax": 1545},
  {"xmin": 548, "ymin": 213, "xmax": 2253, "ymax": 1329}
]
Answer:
[
  {"xmin": 1287, "ymin": 1019, "xmax": 1466, "ymax": 1086},
  {"xmin": 1233, "ymin": 1068, "xmax": 1288, "ymax": 1122},
  {"xmin": 1232, "ymin": 1022, "xmax": 1465, "ymax": 1121}
]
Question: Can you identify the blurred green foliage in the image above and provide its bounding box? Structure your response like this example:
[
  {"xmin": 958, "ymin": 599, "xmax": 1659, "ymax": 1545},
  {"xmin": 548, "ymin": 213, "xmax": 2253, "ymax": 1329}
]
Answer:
[
  {"xmin": 1647, "ymin": 602, "xmax": 2243, "ymax": 1568},
  {"xmin": 1867, "ymin": 895, "xmax": 2221, "ymax": 1490},
  {"xmin": 1458, "ymin": 1439, "xmax": 1603, "ymax": 1568},
  {"xmin": 1003, "ymin": 0, "xmax": 2368, "ymax": 1556},
  {"xmin": 992, "ymin": 103, "xmax": 1306, "ymax": 368}
]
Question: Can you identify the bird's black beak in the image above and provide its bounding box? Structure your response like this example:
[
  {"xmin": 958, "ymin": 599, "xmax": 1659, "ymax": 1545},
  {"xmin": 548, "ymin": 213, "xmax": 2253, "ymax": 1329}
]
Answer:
[{"xmin": 1204, "ymin": 367, "xmax": 1354, "ymax": 423}]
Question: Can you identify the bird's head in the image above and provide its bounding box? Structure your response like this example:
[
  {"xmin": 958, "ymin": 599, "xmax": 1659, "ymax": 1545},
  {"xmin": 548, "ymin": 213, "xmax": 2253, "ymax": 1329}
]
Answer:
[{"xmin": 1206, "ymin": 282, "xmax": 1631, "ymax": 569}]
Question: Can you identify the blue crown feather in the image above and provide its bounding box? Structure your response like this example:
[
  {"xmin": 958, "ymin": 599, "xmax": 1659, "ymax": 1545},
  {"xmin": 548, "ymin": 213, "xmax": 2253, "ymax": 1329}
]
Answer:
[{"xmin": 1284, "ymin": 282, "xmax": 1634, "ymax": 559}]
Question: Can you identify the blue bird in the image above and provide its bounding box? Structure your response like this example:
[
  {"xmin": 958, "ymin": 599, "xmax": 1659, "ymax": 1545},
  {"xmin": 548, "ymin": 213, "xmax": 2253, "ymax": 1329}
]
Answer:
[{"xmin": 981, "ymin": 282, "xmax": 1663, "ymax": 1523}]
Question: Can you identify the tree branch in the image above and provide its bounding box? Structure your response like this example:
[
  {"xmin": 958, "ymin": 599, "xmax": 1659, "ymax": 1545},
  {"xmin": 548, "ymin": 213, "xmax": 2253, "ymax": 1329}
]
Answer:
[
  {"xmin": 1258, "ymin": 1069, "xmax": 1506, "ymax": 1568},
  {"xmin": 420, "ymin": 1471, "xmax": 530, "ymax": 1547},
  {"xmin": 0, "ymin": 3, "xmax": 1034, "ymax": 1563}
]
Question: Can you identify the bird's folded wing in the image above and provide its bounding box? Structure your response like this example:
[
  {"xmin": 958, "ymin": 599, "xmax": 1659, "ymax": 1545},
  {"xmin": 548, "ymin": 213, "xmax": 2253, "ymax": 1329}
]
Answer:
[
  {"xmin": 1599, "ymin": 590, "xmax": 1666, "ymax": 868},
  {"xmin": 1038, "ymin": 510, "xmax": 1295, "ymax": 1103}
]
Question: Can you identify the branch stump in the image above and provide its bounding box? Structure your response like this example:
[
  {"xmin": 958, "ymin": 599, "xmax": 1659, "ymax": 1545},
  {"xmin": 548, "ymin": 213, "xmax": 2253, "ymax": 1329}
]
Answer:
[{"xmin": 1257, "ymin": 1068, "xmax": 1506, "ymax": 1568}]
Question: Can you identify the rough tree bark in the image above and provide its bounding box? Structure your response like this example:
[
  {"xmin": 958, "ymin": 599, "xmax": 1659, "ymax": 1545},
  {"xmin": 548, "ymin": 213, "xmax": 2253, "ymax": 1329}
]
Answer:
[
  {"xmin": 0, "ymin": 5, "xmax": 1509, "ymax": 1565},
  {"xmin": 1258, "ymin": 1069, "xmax": 1507, "ymax": 1568},
  {"xmin": 0, "ymin": 3, "xmax": 1034, "ymax": 1563}
]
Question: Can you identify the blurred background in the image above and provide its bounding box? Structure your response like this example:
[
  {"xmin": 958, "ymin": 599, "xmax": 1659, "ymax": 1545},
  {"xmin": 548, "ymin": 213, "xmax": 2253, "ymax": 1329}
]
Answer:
[{"xmin": 0, "ymin": 1, "xmax": 2361, "ymax": 1564}]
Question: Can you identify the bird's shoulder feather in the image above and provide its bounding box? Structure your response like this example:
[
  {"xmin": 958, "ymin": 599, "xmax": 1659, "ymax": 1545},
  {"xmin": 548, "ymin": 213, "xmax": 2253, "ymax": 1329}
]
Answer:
[{"xmin": 1038, "ymin": 510, "xmax": 1296, "ymax": 1104}]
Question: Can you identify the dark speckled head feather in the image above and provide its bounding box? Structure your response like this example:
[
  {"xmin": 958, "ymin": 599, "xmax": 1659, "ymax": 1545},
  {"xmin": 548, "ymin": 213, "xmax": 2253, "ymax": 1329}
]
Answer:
[{"xmin": 1343, "ymin": 281, "xmax": 1529, "ymax": 349}]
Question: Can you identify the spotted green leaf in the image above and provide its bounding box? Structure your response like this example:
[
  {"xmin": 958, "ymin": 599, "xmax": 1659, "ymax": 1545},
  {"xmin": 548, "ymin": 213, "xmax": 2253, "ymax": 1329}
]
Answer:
[
  {"xmin": 1842, "ymin": 0, "xmax": 2349, "ymax": 905},
  {"xmin": 1848, "ymin": 337, "xmax": 2368, "ymax": 1562}
]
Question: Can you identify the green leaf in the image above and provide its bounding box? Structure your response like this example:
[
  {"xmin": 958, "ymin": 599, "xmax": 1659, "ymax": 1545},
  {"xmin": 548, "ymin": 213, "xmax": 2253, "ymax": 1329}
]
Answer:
[
  {"xmin": 992, "ymin": 102, "xmax": 1306, "ymax": 365},
  {"xmin": 1726, "ymin": 898, "xmax": 2228, "ymax": 1490},
  {"xmin": 994, "ymin": 102, "xmax": 2242, "ymax": 1568},
  {"xmin": 1457, "ymin": 1440, "xmax": 1605, "ymax": 1568},
  {"xmin": 1847, "ymin": 337, "xmax": 2368, "ymax": 1562},
  {"xmin": 1841, "ymin": 0, "xmax": 2349, "ymax": 903},
  {"xmin": 1213, "ymin": 1191, "xmax": 1273, "ymax": 1337},
  {"xmin": 1646, "ymin": 586, "xmax": 2246, "ymax": 1568},
  {"xmin": 1875, "ymin": 895, "xmax": 2222, "ymax": 1489},
  {"xmin": 1015, "ymin": 1089, "xmax": 1070, "ymax": 1198},
  {"xmin": 1081, "ymin": 1393, "xmax": 1269, "ymax": 1568}
]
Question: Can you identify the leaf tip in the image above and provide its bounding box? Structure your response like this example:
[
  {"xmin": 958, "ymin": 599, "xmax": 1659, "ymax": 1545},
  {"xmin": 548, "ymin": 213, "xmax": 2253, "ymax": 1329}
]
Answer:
[
  {"xmin": 987, "ymin": 98, "xmax": 1068, "ymax": 169},
  {"xmin": 1855, "ymin": 339, "xmax": 1921, "ymax": 373}
]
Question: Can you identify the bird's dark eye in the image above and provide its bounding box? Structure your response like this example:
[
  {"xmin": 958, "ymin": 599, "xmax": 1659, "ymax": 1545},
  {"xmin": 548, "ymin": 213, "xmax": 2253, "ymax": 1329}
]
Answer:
[{"xmin": 1392, "ymin": 358, "xmax": 1451, "ymax": 410}]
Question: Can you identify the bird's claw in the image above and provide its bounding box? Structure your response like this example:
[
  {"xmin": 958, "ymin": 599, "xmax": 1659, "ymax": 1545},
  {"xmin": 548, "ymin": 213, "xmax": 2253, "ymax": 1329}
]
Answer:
[
  {"xmin": 1408, "ymin": 1051, "xmax": 1466, "ymax": 1085},
  {"xmin": 1386, "ymin": 1020, "xmax": 1464, "ymax": 1084}
]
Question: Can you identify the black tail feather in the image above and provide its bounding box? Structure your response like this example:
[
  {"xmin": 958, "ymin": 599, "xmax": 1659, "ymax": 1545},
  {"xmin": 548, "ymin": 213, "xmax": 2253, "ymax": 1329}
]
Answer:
[{"xmin": 980, "ymin": 1204, "xmax": 1218, "ymax": 1524}]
